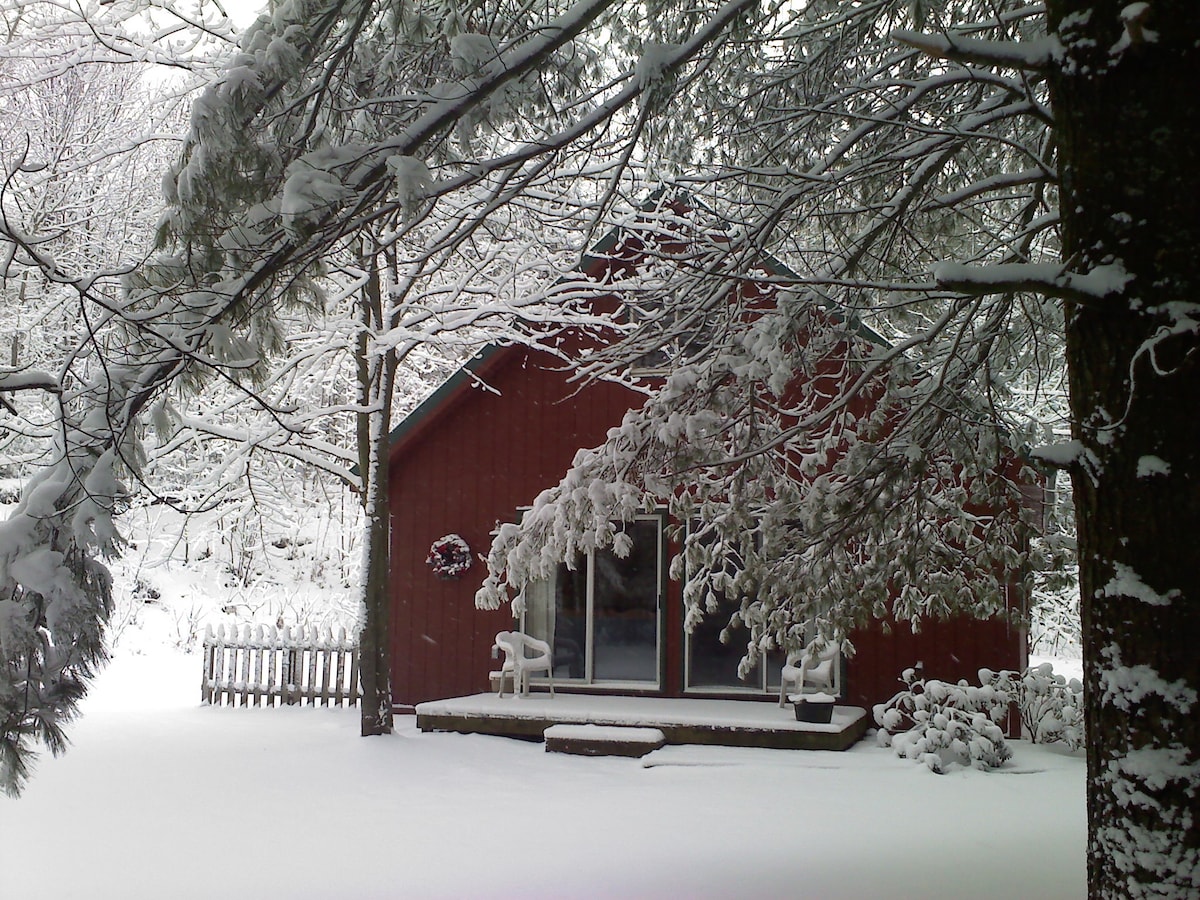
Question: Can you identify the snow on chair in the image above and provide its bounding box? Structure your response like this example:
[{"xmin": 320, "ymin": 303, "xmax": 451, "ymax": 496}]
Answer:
[
  {"xmin": 778, "ymin": 640, "xmax": 841, "ymax": 707},
  {"xmin": 494, "ymin": 631, "xmax": 555, "ymax": 698}
]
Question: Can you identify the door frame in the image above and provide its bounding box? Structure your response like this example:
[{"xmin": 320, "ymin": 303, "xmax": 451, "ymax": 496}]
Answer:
[{"xmin": 520, "ymin": 511, "xmax": 667, "ymax": 689}]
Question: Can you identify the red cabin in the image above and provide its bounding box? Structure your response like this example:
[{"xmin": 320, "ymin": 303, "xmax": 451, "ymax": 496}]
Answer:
[{"xmin": 386, "ymin": 223, "xmax": 1027, "ymax": 715}]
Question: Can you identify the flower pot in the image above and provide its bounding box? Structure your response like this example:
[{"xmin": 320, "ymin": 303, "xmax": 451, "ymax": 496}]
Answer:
[{"xmin": 794, "ymin": 697, "xmax": 835, "ymax": 724}]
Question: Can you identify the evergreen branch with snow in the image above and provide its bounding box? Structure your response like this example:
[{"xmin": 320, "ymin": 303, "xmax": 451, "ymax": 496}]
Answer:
[{"xmin": 892, "ymin": 28, "xmax": 1062, "ymax": 72}]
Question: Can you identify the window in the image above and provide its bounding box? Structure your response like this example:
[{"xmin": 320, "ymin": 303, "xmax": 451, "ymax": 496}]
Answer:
[
  {"xmin": 684, "ymin": 602, "xmax": 784, "ymax": 693},
  {"xmin": 682, "ymin": 521, "xmax": 783, "ymax": 693},
  {"xmin": 522, "ymin": 516, "xmax": 664, "ymax": 686}
]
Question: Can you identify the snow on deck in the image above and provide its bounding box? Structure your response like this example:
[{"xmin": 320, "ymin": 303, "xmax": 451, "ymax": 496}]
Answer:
[{"xmin": 415, "ymin": 692, "xmax": 870, "ymax": 751}]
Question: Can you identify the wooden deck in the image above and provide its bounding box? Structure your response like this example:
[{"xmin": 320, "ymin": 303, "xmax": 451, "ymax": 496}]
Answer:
[{"xmin": 414, "ymin": 693, "xmax": 870, "ymax": 751}]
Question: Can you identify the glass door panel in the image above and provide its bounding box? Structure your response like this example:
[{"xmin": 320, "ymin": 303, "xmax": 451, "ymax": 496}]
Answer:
[
  {"xmin": 523, "ymin": 558, "xmax": 586, "ymax": 679},
  {"xmin": 552, "ymin": 561, "xmax": 587, "ymax": 679},
  {"xmin": 687, "ymin": 612, "xmax": 757, "ymax": 689},
  {"xmin": 521, "ymin": 519, "xmax": 662, "ymax": 686},
  {"xmin": 685, "ymin": 601, "xmax": 784, "ymax": 692},
  {"xmin": 591, "ymin": 519, "xmax": 660, "ymax": 682}
]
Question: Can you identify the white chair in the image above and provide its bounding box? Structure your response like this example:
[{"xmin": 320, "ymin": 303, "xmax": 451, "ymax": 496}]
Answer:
[
  {"xmin": 778, "ymin": 640, "xmax": 841, "ymax": 707},
  {"xmin": 494, "ymin": 631, "xmax": 555, "ymax": 698}
]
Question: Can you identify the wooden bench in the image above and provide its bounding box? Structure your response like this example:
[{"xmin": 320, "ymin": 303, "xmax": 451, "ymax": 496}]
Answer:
[{"xmin": 543, "ymin": 724, "xmax": 666, "ymax": 758}]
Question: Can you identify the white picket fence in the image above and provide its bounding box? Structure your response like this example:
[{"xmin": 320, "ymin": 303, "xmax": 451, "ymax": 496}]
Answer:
[{"xmin": 201, "ymin": 624, "xmax": 360, "ymax": 708}]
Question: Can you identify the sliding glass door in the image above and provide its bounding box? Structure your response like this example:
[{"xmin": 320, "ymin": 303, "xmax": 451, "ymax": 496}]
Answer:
[
  {"xmin": 684, "ymin": 602, "xmax": 784, "ymax": 693},
  {"xmin": 681, "ymin": 520, "xmax": 783, "ymax": 693},
  {"xmin": 591, "ymin": 518, "xmax": 660, "ymax": 681},
  {"xmin": 523, "ymin": 516, "xmax": 663, "ymax": 686}
]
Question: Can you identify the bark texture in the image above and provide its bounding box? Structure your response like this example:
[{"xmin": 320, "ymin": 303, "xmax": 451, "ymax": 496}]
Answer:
[
  {"xmin": 359, "ymin": 480, "xmax": 394, "ymax": 736},
  {"xmin": 357, "ymin": 250, "xmax": 394, "ymax": 737},
  {"xmin": 1048, "ymin": 2, "xmax": 1200, "ymax": 895}
]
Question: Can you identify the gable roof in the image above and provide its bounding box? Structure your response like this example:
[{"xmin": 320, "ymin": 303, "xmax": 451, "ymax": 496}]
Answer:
[
  {"xmin": 386, "ymin": 343, "xmax": 514, "ymax": 462},
  {"xmin": 386, "ymin": 193, "xmax": 889, "ymax": 462}
]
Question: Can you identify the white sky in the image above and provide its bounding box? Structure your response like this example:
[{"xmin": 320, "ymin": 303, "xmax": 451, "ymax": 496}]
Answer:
[{"xmin": 217, "ymin": 0, "xmax": 268, "ymax": 27}]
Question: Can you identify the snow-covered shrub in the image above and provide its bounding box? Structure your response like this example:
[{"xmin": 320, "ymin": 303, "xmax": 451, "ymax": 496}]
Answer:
[
  {"xmin": 171, "ymin": 601, "xmax": 206, "ymax": 651},
  {"xmin": 875, "ymin": 663, "xmax": 1086, "ymax": 772},
  {"xmin": 131, "ymin": 577, "xmax": 162, "ymax": 602},
  {"xmin": 0, "ymin": 479, "xmax": 22, "ymax": 504},
  {"xmin": 873, "ymin": 667, "xmax": 1014, "ymax": 773},
  {"xmin": 1018, "ymin": 662, "xmax": 1084, "ymax": 751}
]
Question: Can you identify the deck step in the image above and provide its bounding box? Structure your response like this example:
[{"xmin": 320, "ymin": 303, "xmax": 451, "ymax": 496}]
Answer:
[{"xmin": 544, "ymin": 724, "xmax": 666, "ymax": 758}]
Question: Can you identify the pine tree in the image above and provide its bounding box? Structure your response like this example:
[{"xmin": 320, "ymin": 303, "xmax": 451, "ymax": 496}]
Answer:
[{"xmin": 0, "ymin": 21, "xmax": 216, "ymax": 795}]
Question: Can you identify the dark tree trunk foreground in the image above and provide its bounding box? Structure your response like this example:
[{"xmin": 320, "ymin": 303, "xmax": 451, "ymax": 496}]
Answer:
[{"xmin": 1048, "ymin": 2, "xmax": 1200, "ymax": 895}]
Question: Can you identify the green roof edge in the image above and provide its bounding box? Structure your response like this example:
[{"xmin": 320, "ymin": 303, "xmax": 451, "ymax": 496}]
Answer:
[{"xmin": 385, "ymin": 343, "xmax": 510, "ymax": 457}]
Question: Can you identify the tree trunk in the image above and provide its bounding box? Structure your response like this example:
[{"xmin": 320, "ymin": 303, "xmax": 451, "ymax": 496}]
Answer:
[
  {"xmin": 356, "ymin": 242, "xmax": 395, "ymax": 737},
  {"xmin": 1048, "ymin": 2, "xmax": 1200, "ymax": 895},
  {"xmin": 359, "ymin": 446, "xmax": 394, "ymax": 736}
]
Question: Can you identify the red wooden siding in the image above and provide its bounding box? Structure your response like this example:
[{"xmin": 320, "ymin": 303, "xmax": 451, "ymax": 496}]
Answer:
[
  {"xmin": 386, "ymin": 215, "xmax": 1028, "ymax": 713},
  {"xmin": 845, "ymin": 611, "xmax": 1026, "ymax": 713},
  {"xmin": 388, "ymin": 344, "xmax": 643, "ymax": 710},
  {"xmin": 387, "ymin": 340, "xmax": 1026, "ymax": 712}
]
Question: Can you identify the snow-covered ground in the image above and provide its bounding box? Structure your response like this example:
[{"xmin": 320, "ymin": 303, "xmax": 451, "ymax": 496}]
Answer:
[
  {"xmin": 1, "ymin": 497, "xmax": 1086, "ymax": 898},
  {"xmin": 4, "ymin": 638, "xmax": 1086, "ymax": 899}
]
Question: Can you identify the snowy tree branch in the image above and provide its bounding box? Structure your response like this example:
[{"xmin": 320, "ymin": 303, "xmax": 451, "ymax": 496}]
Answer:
[
  {"xmin": 892, "ymin": 29, "xmax": 1062, "ymax": 73},
  {"xmin": 932, "ymin": 261, "xmax": 1133, "ymax": 302}
]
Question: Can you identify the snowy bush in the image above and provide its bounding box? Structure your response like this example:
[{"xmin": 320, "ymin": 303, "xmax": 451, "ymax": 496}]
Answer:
[
  {"xmin": 1018, "ymin": 662, "xmax": 1085, "ymax": 751},
  {"xmin": 875, "ymin": 663, "xmax": 1086, "ymax": 772},
  {"xmin": 0, "ymin": 479, "xmax": 22, "ymax": 504},
  {"xmin": 873, "ymin": 667, "xmax": 1014, "ymax": 773},
  {"xmin": 131, "ymin": 577, "xmax": 162, "ymax": 602}
]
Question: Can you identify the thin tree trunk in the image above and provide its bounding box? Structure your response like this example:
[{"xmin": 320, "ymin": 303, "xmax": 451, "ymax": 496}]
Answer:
[
  {"xmin": 356, "ymin": 240, "xmax": 395, "ymax": 736},
  {"xmin": 359, "ymin": 441, "xmax": 393, "ymax": 735},
  {"xmin": 1048, "ymin": 2, "xmax": 1200, "ymax": 895}
]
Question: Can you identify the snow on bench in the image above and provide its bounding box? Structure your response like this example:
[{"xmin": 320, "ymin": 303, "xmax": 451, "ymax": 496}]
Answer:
[{"xmin": 543, "ymin": 724, "xmax": 666, "ymax": 758}]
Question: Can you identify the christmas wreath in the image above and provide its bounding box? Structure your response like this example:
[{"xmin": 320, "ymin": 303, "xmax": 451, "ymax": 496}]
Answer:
[{"xmin": 426, "ymin": 533, "xmax": 473, "ymax": 579}]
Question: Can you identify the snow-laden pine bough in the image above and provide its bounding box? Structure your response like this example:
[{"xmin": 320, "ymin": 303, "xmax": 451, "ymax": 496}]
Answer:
[{"xmin": 476, "ymin": 198, "xmax": 1039, "ymax": 693}]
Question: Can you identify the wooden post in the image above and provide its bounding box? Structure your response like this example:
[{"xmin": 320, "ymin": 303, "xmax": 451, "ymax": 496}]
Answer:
[
  {"xmin": 239, "ymin": 624, "xmax": 251, "ymax": 707},
  {"xmin": 306, "ymin": 626, "xmax": 319, "ymax": 706},
  {"xmin": 253, "ymin": 625, "xmax": 265, "ymax": 707},
  {"xmin": 335, "ymin": 627, "xmax": 347, "ymax": 707},
  {"xmin": 212, "ymin": 625, "xmax": 227, "ymax": 707},
  {"xmin": 266, "ymin": 625, "xmax": 279, "ymax": 707},
  {"xmin": 280, "ymin": 625, "xmax": 292, "ymax": 706},
  {"xmin": 201, "ymin": 625, "xmax": 214, "ymax": 704},
  {"xmin": 320, "ymin": 628, "xmax": 333, "ymax": 706}
]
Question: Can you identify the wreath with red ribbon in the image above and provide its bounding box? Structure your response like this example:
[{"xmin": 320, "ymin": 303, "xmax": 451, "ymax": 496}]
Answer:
[{"xmin": 426, "ymin": 533, "xmax": 473, "ymax": 579}]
